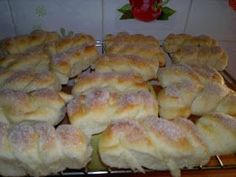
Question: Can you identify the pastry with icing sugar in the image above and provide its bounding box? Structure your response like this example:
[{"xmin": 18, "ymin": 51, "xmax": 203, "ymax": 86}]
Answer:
[
  {"xmin": 163, "ymin": 33, "xmax": 218, "ymax": 53},
  {"xmin": 72, "ymin": 72, "xmax": 152, "ymax": 95},
  {"xmin": 0, "ymin": 88, "xmax": 71, "ymax": 125},
  {"xmin": 99, "ymin": 116, "xmax": 210, "ymax": 177},
  {"xmin": 0, "ymin": 121, "xmax": 91, "ymax": 176},
  {"xmin": 46, "ymin": 33, "xmax": 99, "ymax": 84},
  {"xmin": 0, "ymin": 30, "xmax": 60, "ymax": 55},
  {"xmin": 157, "ymin": 64, "xmax": 235, "ymax": 119},
  {"xmin": 163, "ymin": 33, "xmax": 227, "ymax": 71},
  {"xmin": 105, "ymin": 32, "xmax": 165, "ymax": 67},
  {"xmin": 95, "ymin": 54, "xmax": 159, "ymax": 81},
  {"xmin": 67, "ymin": 89, "xmax": 159, "ymax": 136}
]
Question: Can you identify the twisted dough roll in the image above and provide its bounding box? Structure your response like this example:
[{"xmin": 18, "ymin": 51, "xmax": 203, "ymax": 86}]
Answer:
[
  {"xmin": 99, "ymin": 116, "xmax": 210, "ymax": 177},
  {"xmin": 46, "ymin": 34, "xmax": 99, "ymax": 84},
  {"xmin": 0, "ymin": 51, "xmax": 50, "ymax": 73},
  {"xmin": 171, "ymin": 46, "xmax": 228, "ymax": 71},
  {"xmin": 196, "ymin": 112, "xmax": 236, "ymax": 156},
  {"xmin": 157, "ymin": 64, "xmax": 235, "ymax": 119},
  {"xmin": 72, "ymin": 72, "xmax": 152, "ymax": 95},
  {"xmin": 0, "ymin": 30, "xmax": 59, "ymax": 55},
  {"xmin": 105, "ymin": 32, "xmax": 165, "ymax": 66},
  {"xmin": 0, "ymin": 89, "xmax": 70, "ymax": 125},
  {"xmin": 0, "ymin": 121, "xmax": 92, "ymax": 176},
  {"xmin": 95, "ymin": 54, "xmax": 159, "ymax": 81},
  {"xmin": 67, "ymin": 89, "xmax": 159, "ymax": 136},
  {"xmin": 163, "ymin": 33, "xmax": 227, "ymax": 71},
  {"xmin": 163, "ymin": 33, "xmax": 217, "ymax": 53}
]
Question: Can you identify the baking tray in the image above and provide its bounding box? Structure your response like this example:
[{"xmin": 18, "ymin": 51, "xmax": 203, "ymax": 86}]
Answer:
[{"xmin": 57, "ymin": 41, "xmax": 236, "ymax": 176}]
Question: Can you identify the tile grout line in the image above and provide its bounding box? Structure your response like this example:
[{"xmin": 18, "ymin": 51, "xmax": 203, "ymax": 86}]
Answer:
[
  {"xmin": 101, "ymin": 0, "xmax": 104, "ymax": 41},
  {"xmin": 183, "ymin": 0, "xmax": 193, "ymax": 33},
  {"xmin": 7, "ymin": 0, "xmax": 17, "ymax": 35}
]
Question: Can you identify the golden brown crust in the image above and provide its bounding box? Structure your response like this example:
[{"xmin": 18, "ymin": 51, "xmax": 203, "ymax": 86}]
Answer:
[
  {"xmin": 95, "ymin": 54, "xmax": 159, "ymax": 81},
  {"xmin": 0, "ymin": 121, "xmax": 91, "ymax": 176},
  {"xmin": 0, "ymin": 69, "xmax": 61, "ymax": 92},
  {"xmin": 72, "ymin": 72, "xmax": 150, "ymax": 95},
  {"xmin": 196, "ymin": 112, "xmax": 236, "ymax": 155},
  {"xmin": 171, "ymin": 46, "xmax": 228, "ymax": 71},
  {"xmin": 105, "ymin": 32, "xmax": 165, "ymax": 66},
  {"xmin": 0, "ymin": 89, "xmax": 67, "ymax": 125},
  {"xmin": 99, "ymin": 117, "xmax": 210, "ymax": 176},
  {"xmin": 0, "ymin": 30, "xmax": 60, "ymax": 55},
  {"xmin": 163, "ymin": 33, "xmax": 218, "ymax": 53},
  {"xmin": 67, "ymin": 89, "xmax": 159, "ymax": 136}
]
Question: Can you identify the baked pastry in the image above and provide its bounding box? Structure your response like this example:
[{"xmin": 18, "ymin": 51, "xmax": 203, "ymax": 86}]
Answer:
[
  {"xmin": 157, "ymin": 64, "xmax": 224, "ymax": 87},
  {"xmin": 0, "ymin": 51, "xmax": 50, "ymax": 72},
  {"xmin": 72, "ymin": 72, "xmax": 151, "ymax": 95},
  {"xmin": 157, "ymin": 81, "xmax": 203, "ymax": 119},
  {"xmin": 99, "ymin": 117, "xmax": 210, "ymax": 177},
  {"xmin": 105, "ymin": 32, "xmax": 165, "ymax": 66},
  {"xmin": 46, "ymin": 34, "xmax": 99, "ymax": 84},
  {"xmin": 191, "ymin": 82, "xmax": 230, "ymax": 116},
  {"xmin": 67, "ymin": 89, "xmax": 159, "ymax": 136},
  {"xmin": 0, "ymin": 30, "xmax": 59, "ymax": 55},
  {"xmin": 196, "ymin": 112, "xmax": 236, "ymax": 155},
  {"xmin": 95, "ymin": 54, "xmax": 159, "ymax": 81},
  {"xmin": 170, "ymin": 46, "xmax": 228, "ymax": 71},
  {"xmin": 157, "ymin": 64, "xmax": 236, "ymax": 119},
  {"xmin": 0, "ymin": 121, "xmax": 92, "ymax": 176},
  {"xmin": 0, "ymin": 89, "xmax": 70, "ymax": 125},
  {"xmin": 215, "ymin": 91, "xmax": 236, "ymax": 117},
  {"xmin": 163, "ymin": 33, "xmax": 218, "ymax": 53},
  {"xmin": 0, "ymin": 69, "xmax": 61, "ymax": 92}
]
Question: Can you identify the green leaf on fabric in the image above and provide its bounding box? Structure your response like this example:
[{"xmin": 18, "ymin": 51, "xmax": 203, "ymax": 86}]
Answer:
[
  {"xmin": 120, "ymin": 11, "xmax": 133, "ymax": 20},
  {"xmin": 159, "ymin": 6, "xmax": 176, "ymax": 20},
  {"xmin": 118, "ymin": 3, "xmax": 132, "ymax": 13}
]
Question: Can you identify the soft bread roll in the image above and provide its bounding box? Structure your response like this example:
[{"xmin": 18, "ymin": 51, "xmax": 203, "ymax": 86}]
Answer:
[
  {"xmin": 157, "ymin": 64, "xmax": 231, "ymax": 119},
  {"xmin": 191, "ymin": 82, "xmax": 229, "ymax": 116},
  {"xmin": 99, "ymin": 119, "xmax": 157, "ymax": 172},
  {"xmin": 8, "ymin": 121, "xmax": 45, "ymax": 176},
  {"xmin": 171, "ymin": 46, "xmax": 228, "ymax": 71},
  {"xmin": 196, "ymin": 112, "xmax": 236, "ymax": 155},
  {"xmin": 214, "ymin": 92, "xmax": 236, "ymax": 116},
  {"xmin": 157, "ymin": 64, "xmax": 224, "ymax": 88},
  {"xmin": 0, "ymin": 51, "xmax": 50, "ymax": 73},
  {"xmin": 0, "ymin": 89, "xmax": 68, "ymax": 125},
  {"xmin": 95, "ymin": 54, "xmax": 159, "ymax": 81},
  {"xmin": 0, "ymin": 30, "xmax": 59, "ymax": 55},
  {"xmin": 163, "ymin": 33, "xmax": 217, "ymax": 53},
  {"xmin": 189, "ymin": 64, "xmax": 224, "ymax": 85},
  {"xmin": 99, "ymin": 117, "xmax": 210, "ymax": 177},
  {"xmin": 67, "ymin": 89, "xmax": 159, "ymax": 136},
  {"xmin": 56, "ymin": 124, "xmax": 92, "ymax": 169},
  {"xmin": 105, "ymin": 32, "xmax": 165, "ymax": 66},
  {"xmin": 158, "ymin": 81, "xmax": 203, "ymax": 119},
  {"xmin": 72, "ymin": 72, "xmax": 151, "ymax": 95},
  {"xmin": 0, "ymin": 69, "xmax": 61, "ymax": 92},
  {"xmin": 2, "ymin": 121, "xmax": 91, "ymax": 176},
  {"xmin": 0, "ymin": 122, "xmax": 26, "ymax": 176},
  {"xmin": 105, "ymin": 32, "xmax": 160, "ymax": 50},
  {"xmin": 47, "ymin": 34, "xmax": 99, "ymax": 84}
]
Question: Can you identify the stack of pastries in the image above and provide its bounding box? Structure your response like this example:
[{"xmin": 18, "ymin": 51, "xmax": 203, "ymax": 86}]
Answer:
[{"xmin": 0, "ymin": 31, "xmax": 235, "ymax": 177}]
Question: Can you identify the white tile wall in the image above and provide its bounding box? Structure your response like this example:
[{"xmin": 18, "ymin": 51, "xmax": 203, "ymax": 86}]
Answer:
[
  {"xmin": 185, "ymin": 0, "xmax": 236, "ymax": 41},
  {"xmin": 0, "ymin": 0, "xmax": 15, "ymax": 39},
  {"xmin": 103, "ymin": 0, "xmax": 191, "ymax": 40},
  {"xmin": 9, "ymin": 0, "xmax": 103, "ymax": 40}
]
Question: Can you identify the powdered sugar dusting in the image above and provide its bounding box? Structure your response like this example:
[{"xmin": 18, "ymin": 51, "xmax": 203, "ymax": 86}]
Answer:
[
  {"xmin": 8, "ymin": 122, "xmax": 36, "ymax": 151},
  {"xmin": 214, "ymin": 113, "xmax": 236, "ymax": 130},
  {"xmin": 145, "ymin": 117, "xmax": 185, "ymax": 141}
]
